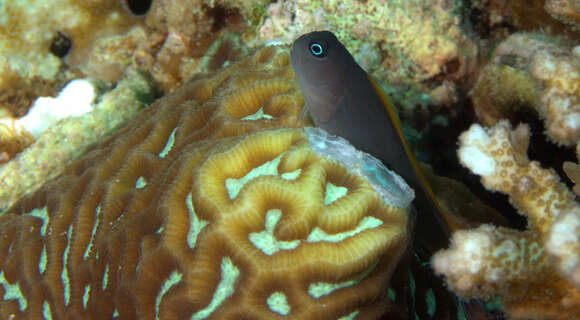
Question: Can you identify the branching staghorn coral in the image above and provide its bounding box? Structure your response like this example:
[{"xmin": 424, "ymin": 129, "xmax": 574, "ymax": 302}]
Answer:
[
  {"xmin": 0, "ymin": 45, "xmax": 412, "ymax": 319},
  {"xmin": 432, "ymin": 120, "xmax": 580, "ymax": 319}
]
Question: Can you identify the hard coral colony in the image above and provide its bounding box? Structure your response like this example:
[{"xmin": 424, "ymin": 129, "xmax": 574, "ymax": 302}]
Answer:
[
  {"xmin": 2, "ymin": 0, "xmax": 580, "ymax": 320},
  {"xmin": 0, "ymin": 46, "xmax": 411, "ymax": 319}
]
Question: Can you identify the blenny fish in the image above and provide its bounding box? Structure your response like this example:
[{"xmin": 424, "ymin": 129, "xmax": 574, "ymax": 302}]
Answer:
[
  {"xmin": 290, "ymin": 29, "xmax": 499, "ymax": 320},
  {"xmin": 290, "ymin": 31, "xmax": 449, "ymax": 250}
]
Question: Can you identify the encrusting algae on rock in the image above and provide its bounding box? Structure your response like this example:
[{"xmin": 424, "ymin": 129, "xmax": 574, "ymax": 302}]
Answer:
[{"xmin": 0, "ymin": 45, "xmax": 412, "ymax": 319}]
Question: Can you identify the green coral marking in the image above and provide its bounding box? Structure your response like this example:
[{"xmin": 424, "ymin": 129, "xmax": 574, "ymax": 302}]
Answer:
[
  {"xmin": 323, "ymin": 182, "xmax": 348, "ymax": 205},
  {"xmin": 84, "ymin": 205, "xmax": 101, "ymax": 260},
  {"xmin": 102, "ymin": 264, "xmax": 109, "ymax": 291},
  {"xmin": 307, "ymin": 216, "xmax": 382, "ymax": 243},
  {"xmin": 387, "ymin": 288, "xmax": 396, "ymax": 301},
  {"xmin": 62, "ymin": 224, "xmax": 73, "ymax": 306},
  {"xmin": 190, "ymin": 257, "xmax": 240, "ymax": 320},
  {"xmin": 485, "ymin": 296, "xmax": 503, "ymax": 311},
  {"xmin": 186, "ymin": 192, "xmax": 209, "ymax": 249},
  {"xmin": 43, "ymin": 301, "xmax": 52, "ymax": 320},
  {"xmin": 156, "ymin": 271, "xmax": 182, "ymax": 320},
  {"xmin": 158, "ymin": 127, "xmax": 178, "ymax": 158},
  {"xmin": 409, "ymin": 270, "xmax": 420, "ymax": 320},
  {"xmin": 308, "ymin": 261, "xmax": 377, "ymax": 298},
  {"xmin": 280, "ymin": 169, "xmax": 301, "ymax": 180},
  {"xmin": 225, "ymin": 154, "xmax": 282, "ymax": 199},
  {"xmin": 241, "ymin": 107, "xmax": 274, "ymax": 120},
  {"xmin": 425, "ymin": 288, "xmax": 436, "ymax": 317},
  {"xmin": 135, "ymin": 176, "xmax": 147, "ymax": 189},
  {"xmin": 267, "ymin": 292, "xmax": 290, "ymax": 316},
  {"xmin": 339, "ymin": 310, "xmax": 359, "ymax": 320},
  {"xmin": 458, "ymin": 297, "xmax": 468, "ymax": 320},
  {"xmin": 83, "ymin": 284, "xmax": 91, "ymax": 309},
  {"xmin": 27, "ymin": 206, "xmax": 49, "ymax": 236},
  {"xmin": 409, "ymin": 270, "xmax": 416, "ymax": 297},
  {"xmin": 113, "ymin": 309, "xmax": 119, "ymax": 317},
  {"xmin": 249, "ymin": 209, "xmax": 300, "ymax": 255},
  {"xmin": 39, "ymin": 245, "xmax": 47, "ymax": 274},
  {"xmin": 0, "ymin": 271, "xmax": 27, "ymax": 311}
]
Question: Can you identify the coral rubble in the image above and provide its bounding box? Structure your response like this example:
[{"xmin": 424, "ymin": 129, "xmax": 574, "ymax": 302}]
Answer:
[
  {"xmin": 0, "ymin": 45, "xmax": 411, "ymax": 319},
  {"xmin": 433, "ymin": 120, "xmax": 580, "ymax": 319}
]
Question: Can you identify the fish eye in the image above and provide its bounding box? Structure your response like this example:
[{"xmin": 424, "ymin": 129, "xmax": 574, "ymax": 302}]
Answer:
[{"xmin": 309, "ymin": 41, "xmax": 327, "ymax": 58}]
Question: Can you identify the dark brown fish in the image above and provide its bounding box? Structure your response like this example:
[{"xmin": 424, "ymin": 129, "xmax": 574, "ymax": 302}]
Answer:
[
  {"xmin": 291, "ymin": 30, "xmax": 507, "ymax": 320},
  {"xmin": 290, "ymin": 30, "xmax": 449, "ymax": 252}
]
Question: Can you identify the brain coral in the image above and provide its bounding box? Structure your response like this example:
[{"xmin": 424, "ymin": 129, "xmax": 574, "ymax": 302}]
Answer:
[{"xmin": 0, "ymin": 45, "xmax": 409, "ymax": 319}]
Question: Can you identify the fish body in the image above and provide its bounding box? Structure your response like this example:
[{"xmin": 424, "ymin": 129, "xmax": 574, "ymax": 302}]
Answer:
[
  {"xmin": 290, "ymin": 30, "xmax": 502, "ymax": 320},
  {"xmin": 290, "ymin": 31, "xmax": 448, "ymax": 251}
]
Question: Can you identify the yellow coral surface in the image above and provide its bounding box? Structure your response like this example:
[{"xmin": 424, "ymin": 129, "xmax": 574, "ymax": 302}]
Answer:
[{"xmin": 0, "ymin": 46, "xmax": 409, "ymax": 319}]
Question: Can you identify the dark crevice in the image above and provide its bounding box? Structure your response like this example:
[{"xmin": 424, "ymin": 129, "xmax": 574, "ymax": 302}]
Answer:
[
  {"xmin": 126, "ymin": 0, "xmax": 153, "ymax": 16},
  {"xmin": 49, "ymin": 31, "xmax": 72, "ymax": 58}
]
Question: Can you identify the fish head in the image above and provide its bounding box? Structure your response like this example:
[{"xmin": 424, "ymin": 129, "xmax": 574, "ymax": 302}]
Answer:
[{"xmin": 291, "ymin": 31, "xmax": 359, "ymax": 124}]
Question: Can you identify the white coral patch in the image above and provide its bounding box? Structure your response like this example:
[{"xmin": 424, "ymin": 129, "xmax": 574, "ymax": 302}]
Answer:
[
  {"xmin": 43, "ymin": 301, "xmax": 52, "ymax": 320},
  {"xmin": 13, "ymin": 79, "xmax": 96, "ymax": 137},
  {"xmin": 307, "ymin": 216, "xmax": 383, "ymax": 243},
  {"xmin": 62, "ymin": 224, "xmax": 73, "ymax": 306},
  {"xmin": 84, "ymin": 205, "xmax": 101, "ymax": 260},
  {"xmin": 191, "ymin": 257, "xmax": 240, "ymax": 320},
  {"xmin": 225, "ymin": 154, "xmax": 283, "ymax": 199},
  {"xmin": 562, "ymin": 113, "xmax": 580, "ymax": 131},
  {"xmin": 458, "ymin": 124, "xmax": 496, "ymax": 176},
  {"xmin": 308, "ymin": 262, "xmax": 377, "ymax": 298},
  {"xmin": 323, "ymin": 182, "xmax": 348, "ymax": 205},
  {"xmin": 458, "ymin": 146, "xmax": 496, "ymax": 176},
  {"xmin": 546, "ymin": 207, "xmax": 580, "ymax": 285},
  {"xmin": 0, "ymin": 271, "xmax": 27, "ymax": 311},
  {"xmin": 432, "ymin": 226, "xmax": 496, "ymax": 291},
  {"xmin": 156, "ymin": 271, "xmax": 183, "ymax": 320},
  {"xmin": 158, "ymin": 127, "xmax": 178, "ymax": 158},
  {"xmin": 83, "ymin": 284, "xmax": 91, "ymax": 309},
  {"xmin": 241, "ymin": 107, "xmax": 274, "ymax": 120},
  {"xmin": 26, "ymin": 206, "xmax": 49, "ymax": 236},
  {"xmin": 249, "ymin": 209, "xmax": 300, "ymax": 255},
  {"xmin": 186, "ymin": 192, "xmax": 209, "ymax": 249},
  {"xmin": 267, "ymin": 292, "xmax": 291, "ymax": 315}
]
